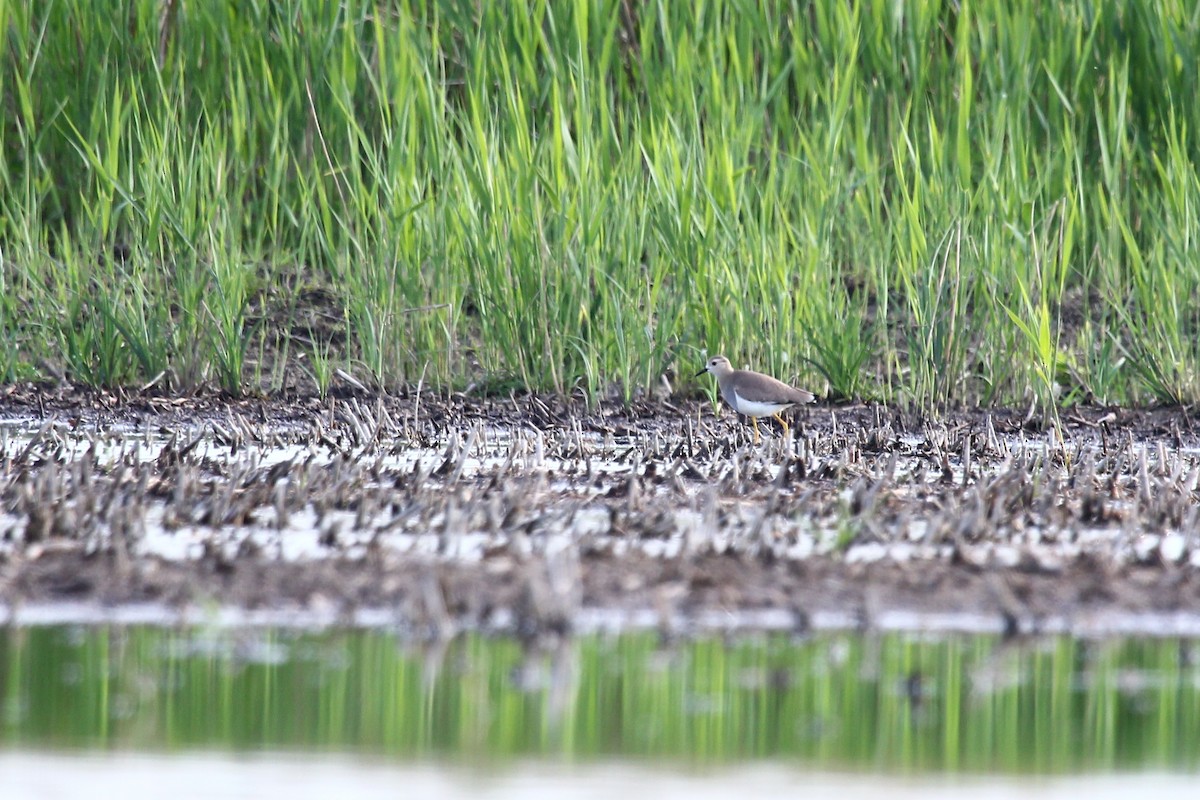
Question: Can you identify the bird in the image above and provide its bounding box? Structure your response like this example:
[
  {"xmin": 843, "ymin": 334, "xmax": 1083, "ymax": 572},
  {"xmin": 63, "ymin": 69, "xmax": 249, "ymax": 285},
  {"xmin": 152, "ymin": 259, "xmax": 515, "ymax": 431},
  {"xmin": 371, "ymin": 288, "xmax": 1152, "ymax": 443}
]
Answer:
[{"xmin": 695, "ymin": 355, "xmax": 816, "ymax": 442}]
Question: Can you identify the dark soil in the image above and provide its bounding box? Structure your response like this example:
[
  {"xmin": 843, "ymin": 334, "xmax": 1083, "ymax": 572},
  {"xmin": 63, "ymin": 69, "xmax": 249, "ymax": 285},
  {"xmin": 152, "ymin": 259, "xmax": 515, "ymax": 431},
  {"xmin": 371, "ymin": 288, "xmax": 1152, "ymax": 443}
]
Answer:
[{"xmin": 2, "ymin": 382, "xmax": 1199, "ymax": 637}]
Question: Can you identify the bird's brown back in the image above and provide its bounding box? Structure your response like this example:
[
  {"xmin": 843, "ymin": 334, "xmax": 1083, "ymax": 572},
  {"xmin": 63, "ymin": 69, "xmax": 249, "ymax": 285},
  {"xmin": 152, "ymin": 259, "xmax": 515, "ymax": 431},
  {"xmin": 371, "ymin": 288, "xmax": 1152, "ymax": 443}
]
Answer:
[{"xmin": 729, "ymin": 369, "xmax": 815, "ymax": 405}]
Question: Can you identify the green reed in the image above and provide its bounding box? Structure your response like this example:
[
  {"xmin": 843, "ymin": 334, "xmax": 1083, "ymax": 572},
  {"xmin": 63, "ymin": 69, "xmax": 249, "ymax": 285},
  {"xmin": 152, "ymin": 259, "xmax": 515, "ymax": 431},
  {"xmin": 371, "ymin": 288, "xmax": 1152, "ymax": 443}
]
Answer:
[{"xmin": 1, "ymin": 1, "xmax": 1198, "ymax": 407}]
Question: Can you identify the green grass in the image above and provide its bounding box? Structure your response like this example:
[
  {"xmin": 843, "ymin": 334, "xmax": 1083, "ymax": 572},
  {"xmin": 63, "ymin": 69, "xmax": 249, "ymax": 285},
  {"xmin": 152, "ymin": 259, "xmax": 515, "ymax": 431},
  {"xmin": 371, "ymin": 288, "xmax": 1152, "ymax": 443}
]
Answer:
[{"xmin": 1, "ymin": 1, "xmax": 1198, "ymax": 409}]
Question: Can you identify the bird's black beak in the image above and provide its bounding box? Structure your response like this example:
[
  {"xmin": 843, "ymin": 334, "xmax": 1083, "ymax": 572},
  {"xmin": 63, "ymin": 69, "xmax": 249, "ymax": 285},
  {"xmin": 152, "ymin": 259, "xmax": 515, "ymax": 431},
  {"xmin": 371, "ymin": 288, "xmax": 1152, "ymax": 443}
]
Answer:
[{"xmin": 694, "ymin": 367, "xmax": 708, "ymax": 378}]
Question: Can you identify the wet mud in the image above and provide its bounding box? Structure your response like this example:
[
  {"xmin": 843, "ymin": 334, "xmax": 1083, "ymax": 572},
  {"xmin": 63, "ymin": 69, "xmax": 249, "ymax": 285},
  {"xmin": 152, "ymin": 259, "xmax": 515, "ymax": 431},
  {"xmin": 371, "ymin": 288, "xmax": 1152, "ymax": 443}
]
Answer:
[{"xmin": 1, "ymin": 383, "xmax": 1199, "ymax": 637}]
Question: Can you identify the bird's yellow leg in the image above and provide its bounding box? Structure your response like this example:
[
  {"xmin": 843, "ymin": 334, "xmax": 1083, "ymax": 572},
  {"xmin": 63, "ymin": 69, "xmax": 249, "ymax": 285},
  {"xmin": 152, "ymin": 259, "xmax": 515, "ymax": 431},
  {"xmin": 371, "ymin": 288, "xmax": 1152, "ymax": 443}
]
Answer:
[
  {"xmin": 751, "ymin": 416, "xmax": 761, "ymax": 444},
  {"xmin": 773, "ymin": 413, "xmax": 790, "ymax": 438}
]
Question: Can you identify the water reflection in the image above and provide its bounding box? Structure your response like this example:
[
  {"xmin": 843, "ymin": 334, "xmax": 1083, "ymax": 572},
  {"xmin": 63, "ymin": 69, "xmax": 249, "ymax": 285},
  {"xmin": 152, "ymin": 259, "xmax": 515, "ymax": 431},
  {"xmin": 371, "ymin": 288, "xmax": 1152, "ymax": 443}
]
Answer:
[
  {"xmin": 1, "ymin": 627, "xmax": 1198, "ymax": 772},
  {"xmin": 4, "ymin": 753, "xmax": 1200, "ymax": 800}
]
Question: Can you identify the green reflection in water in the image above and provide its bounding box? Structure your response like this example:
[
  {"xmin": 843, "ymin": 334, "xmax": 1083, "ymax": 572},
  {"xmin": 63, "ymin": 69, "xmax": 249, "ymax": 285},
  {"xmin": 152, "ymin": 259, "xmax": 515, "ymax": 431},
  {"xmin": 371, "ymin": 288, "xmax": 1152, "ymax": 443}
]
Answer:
[{"xmin": 1, "ymin": 627, "xmax": 1198, "ymax": 771}]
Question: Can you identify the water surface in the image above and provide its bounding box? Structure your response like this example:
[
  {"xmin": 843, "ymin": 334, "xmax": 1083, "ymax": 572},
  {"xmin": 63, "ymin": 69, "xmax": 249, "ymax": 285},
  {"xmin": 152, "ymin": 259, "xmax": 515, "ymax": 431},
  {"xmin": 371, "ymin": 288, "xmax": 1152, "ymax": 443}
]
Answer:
[{"xmin": 3, "ymin": 627, "xmax": 1197, "ymax": 772}]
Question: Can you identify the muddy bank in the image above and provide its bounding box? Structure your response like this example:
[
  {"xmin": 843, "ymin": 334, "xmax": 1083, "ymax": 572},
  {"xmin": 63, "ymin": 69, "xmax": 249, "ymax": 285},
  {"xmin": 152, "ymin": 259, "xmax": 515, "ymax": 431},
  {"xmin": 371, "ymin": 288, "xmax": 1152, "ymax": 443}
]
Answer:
[
  {"xmin": 1, "ymin": 385, "xmax": 1199, "ymax": 635},
  {"xmin": 4, "ymin": 547, "xmax": 1200, "ymax": 637}
]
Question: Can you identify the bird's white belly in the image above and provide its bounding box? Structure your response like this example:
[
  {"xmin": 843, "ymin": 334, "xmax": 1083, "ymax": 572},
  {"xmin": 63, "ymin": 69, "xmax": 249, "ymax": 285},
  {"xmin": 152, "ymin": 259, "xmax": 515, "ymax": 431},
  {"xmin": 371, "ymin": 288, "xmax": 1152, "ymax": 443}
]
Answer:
[{"xmin": 732, "ymin": 392, "xmax": 792, "ymax": 418}]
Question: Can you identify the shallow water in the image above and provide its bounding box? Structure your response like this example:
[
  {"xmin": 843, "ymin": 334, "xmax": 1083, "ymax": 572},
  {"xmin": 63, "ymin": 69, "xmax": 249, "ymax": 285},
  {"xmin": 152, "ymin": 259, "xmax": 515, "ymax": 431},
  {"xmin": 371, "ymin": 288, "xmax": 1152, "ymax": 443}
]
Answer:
[
  {"xmin": 2, "ymin": 627, "xmax": 1198, "ymax": 772},
  {"xmin": 3, "ymin": 754, "xmax": 1200, "ymax": 800}
]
